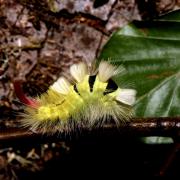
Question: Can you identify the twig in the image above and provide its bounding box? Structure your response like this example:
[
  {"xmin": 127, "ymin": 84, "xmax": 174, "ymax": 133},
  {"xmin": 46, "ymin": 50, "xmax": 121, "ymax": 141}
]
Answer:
[
  {"xmin": 159, "ymin": 143, "xmax": 180, "ymax": 176},
  {"xmin": 0, "ymin": 117, "xmax": 180, "ymax": 145}
]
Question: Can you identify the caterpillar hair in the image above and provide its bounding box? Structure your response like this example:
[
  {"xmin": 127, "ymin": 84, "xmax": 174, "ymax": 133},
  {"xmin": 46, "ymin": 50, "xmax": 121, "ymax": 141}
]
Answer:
[{"xmin": 14, "ymin": 61, "xmax": 137, "ymax": 133}]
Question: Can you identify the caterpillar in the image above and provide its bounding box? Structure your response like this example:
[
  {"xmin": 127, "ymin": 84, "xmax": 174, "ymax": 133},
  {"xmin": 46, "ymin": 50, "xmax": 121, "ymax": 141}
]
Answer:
[{"xmin": 15, "ymin": 61, "xmax": 137, "ymax": 133}]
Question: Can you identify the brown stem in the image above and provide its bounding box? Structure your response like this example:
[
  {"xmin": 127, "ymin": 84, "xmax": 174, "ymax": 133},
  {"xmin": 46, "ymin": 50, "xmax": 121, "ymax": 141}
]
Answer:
[
  {"xmin": 0, "ymin": 117, "xmax": 180, "ymax": 144},
  {"xmin": 159, "ymin": 143, "xmax": 180, "ymax": 176}
]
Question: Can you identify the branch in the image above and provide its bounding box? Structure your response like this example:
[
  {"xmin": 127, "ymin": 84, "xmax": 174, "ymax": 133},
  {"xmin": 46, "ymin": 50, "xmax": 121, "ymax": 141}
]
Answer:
[{"xmin": 0, "ymin": 117, "xmax": 180, "ymax": 146}]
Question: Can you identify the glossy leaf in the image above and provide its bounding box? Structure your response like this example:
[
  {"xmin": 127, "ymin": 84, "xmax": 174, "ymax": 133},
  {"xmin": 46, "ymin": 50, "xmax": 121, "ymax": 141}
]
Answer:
[
  {"xmin": 99, "ymin": 10, "xmax": 180, "ymax": 117},
  {"xmin": 141, "ymin": 136, "xmax": 174, "ymax": 144}
]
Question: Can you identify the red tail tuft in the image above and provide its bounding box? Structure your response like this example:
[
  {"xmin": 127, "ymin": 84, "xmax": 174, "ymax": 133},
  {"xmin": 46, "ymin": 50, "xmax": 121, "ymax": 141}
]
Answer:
[{"xmin": 13, "ymin": 80, "xmax": 39, "ymax": 108}]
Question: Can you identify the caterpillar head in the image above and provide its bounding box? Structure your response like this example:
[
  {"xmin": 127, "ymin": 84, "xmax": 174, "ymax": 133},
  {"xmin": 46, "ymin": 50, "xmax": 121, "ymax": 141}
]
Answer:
[{"xmin": 15, "ymin": 61, "xmax": 137, "ymax": 133}]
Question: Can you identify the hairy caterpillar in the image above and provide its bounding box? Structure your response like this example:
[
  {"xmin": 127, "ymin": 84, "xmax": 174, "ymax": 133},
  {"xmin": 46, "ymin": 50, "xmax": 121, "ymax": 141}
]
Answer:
[{"xmin": 15, "ymin": 61, "xmax": 137, "ymax": 133}]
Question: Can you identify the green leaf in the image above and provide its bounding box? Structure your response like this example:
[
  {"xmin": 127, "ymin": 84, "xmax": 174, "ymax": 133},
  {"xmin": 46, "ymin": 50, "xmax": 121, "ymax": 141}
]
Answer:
[
  {"xmin": 99, "ymin": 10, "xmax": 180, "ymax": 117},
  {"xmin": 141, "ymin": 136, "xmax": 174, "ymax": 144}
]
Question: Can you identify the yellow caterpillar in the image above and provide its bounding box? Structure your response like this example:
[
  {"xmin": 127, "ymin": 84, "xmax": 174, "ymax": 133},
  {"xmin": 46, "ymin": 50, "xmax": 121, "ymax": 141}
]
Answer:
[{"xmin": 16, "ymin": 61, "xmax": 137, "ymax": 133}]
